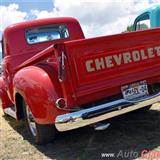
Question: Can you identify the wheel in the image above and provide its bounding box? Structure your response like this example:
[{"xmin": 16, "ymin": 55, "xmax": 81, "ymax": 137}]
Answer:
[{"xmin": 23, "ymin": 100, "xmax": 56, "ymax": 144}]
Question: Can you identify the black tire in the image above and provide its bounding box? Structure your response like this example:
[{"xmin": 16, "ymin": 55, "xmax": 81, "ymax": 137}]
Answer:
[
  {"xmin": 133, "ymin": 105, "xmax": 152, "ymax": 113},
  {"xmin": 33, "ymin": 123, "xmax": 57, "ymax": 144},
  {"xmin": 22, "ymin": 100, "xmax": 56, "ymax": 144}
]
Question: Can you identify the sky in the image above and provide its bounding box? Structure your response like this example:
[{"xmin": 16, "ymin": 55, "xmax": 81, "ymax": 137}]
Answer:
[{"xmin": 0, "ymin": 0, "xmax": 160, "ymax": 56}]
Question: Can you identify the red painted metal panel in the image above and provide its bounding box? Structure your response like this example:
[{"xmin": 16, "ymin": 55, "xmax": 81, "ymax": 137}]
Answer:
[{"xmin": 62, "ymin": 28, "xmax": 160, "ymax": 105}]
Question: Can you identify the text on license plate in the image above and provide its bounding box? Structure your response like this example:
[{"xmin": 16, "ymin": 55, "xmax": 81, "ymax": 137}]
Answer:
[{"xmin": 121, "ymin": 80, "xmax": 149, "ymax": 100}]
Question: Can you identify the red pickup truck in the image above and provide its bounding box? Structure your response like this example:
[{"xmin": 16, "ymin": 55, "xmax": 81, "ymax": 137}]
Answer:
[{"xmin": 0, "ymin": 17, "xmax": 160, "ymax": 144}]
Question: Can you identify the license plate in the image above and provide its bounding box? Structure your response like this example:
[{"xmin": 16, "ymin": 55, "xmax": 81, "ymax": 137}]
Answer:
[{"xmin": 121, "ymin": 80, "xmax": 149, "ymax": 100}]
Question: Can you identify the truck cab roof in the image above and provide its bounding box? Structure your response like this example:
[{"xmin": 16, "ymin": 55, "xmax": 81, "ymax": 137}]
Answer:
[
  {"xmin": 4, "ymin": 17, "xmax": 80, "ymax": 32},
  {"xmin": 3, "ymin": 17, "xmax": 84, "ymax": 57},
  {"xmin": 139, "ymin": 4, "xmax": 160, "ymax": 15}
]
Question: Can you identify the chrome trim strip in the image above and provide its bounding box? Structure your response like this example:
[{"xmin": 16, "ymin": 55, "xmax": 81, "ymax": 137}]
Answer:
[
  {"xmin": 55, "ymin": 93, "xmax": 160, "ymax": 132},
  {"xmin": 4, "ymin": 107, "xmax": 16, "ymax": 119}
]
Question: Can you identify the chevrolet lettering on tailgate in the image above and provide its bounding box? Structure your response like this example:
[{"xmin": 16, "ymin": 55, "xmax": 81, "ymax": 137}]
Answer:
[{"xmin": 85, "ymin": 46, "xmax": 160, "ymax": 72}]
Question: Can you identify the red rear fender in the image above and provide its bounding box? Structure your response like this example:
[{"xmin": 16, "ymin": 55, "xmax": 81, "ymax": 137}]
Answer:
[
  {"xmin": 13, "ymin": 66, "xmax": 67, "ymax": 124},
  {"xmin": 0, "ymin": 77, "xmax": 13, "ymax": 109}
]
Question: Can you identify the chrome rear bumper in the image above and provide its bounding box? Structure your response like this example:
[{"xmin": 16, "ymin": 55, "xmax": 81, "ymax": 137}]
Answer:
[{"xmin": 55, "ymin": 93, "xmax": 160, "ymax": 132}]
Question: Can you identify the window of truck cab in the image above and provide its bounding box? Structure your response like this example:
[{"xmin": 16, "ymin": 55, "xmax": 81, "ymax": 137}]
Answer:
[
  {"xmin": 134, "ymin": 13, "xmax": 151, "ymax": 31},
  {"xmin": 25, "ymin": 24, "xmax": 69, "ymax": 44}
]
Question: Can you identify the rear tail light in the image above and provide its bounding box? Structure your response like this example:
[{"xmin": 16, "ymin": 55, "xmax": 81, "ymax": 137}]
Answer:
[{"xmin": 55, "ymin": 98, "xmax": 67, "ymax": 109}]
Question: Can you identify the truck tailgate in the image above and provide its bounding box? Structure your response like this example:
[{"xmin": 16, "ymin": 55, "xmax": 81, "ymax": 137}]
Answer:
[{"xmin": 62, "ymin": 28, "xmax": 160, "ymax": 105}]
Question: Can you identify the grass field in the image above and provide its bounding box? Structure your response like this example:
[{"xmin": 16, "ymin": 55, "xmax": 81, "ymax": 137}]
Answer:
[{"xmin": 0, "ymin": 104, "xmax": 160, "ymax": 160}]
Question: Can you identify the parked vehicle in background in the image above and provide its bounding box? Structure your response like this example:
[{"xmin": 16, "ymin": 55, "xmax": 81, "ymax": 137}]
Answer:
[{"xmin": 133, "ymin": 4, "xmax": 160, "ymax": 30}]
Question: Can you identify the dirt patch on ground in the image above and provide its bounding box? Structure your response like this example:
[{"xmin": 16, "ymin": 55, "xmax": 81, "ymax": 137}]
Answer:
[{"xmin": 0, "ymin": 104, "xmax": 160, "ymax": 160}]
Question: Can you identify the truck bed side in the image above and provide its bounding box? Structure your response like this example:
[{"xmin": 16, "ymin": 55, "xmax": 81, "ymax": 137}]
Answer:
[{"xmin": 57, "ymin": 28, "xmax": 160, "ymax": 106}]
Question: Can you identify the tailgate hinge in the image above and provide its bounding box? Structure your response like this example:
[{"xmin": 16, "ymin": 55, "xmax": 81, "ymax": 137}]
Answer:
[{"xmin": 58, "ymin": 51, "xmax": 66, "ymax": 82}]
